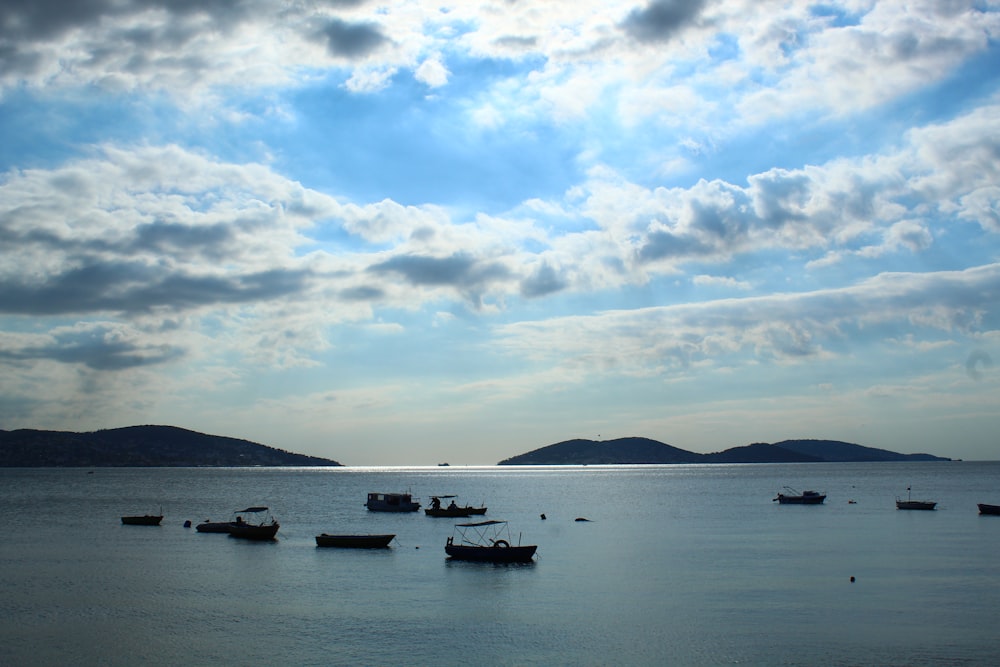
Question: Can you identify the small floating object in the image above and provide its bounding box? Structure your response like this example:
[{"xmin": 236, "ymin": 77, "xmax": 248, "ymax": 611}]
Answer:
[
  {"xmin": 850, "ymin": 576, "xmax": 856, "ymax": 583},
  {"xmin": 540, "ymin": 513, "xmax": 546, "ymax": 520},
  {"xmin": 574, "ymin": 517, "xmax": 590, "ymax": 522},
  {"xmin": 848, "ymin": 500, "xmax": 857, "ymax": 504},
  {"xmin": 183, "ymin": 520, "xmax": 192, "ymax": 528}
]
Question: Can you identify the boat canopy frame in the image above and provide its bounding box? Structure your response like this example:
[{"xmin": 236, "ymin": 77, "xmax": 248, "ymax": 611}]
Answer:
[{"xmin": 451, "ymin": 520, "xmax": 521, "ymax": 547}]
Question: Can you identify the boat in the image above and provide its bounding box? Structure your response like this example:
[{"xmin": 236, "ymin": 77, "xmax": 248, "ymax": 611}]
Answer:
[
  {"xmin": 366, "ymin": 492, "xmax": 421, "ymax": 512},
  {"xmin": 896, "ymin": 486, "xmax": 936, "ymax": 510},
  {"xmin": 195, "ymin": 519, "xmax": 234, "ymax": 533},
  {"xmin": 425, "ymin": 495, "xmax": 487, "ymax": 517},
  {"xmin": 315, "ymin": 533, "xmax": 395, "ymax": 548},
  {"xmin": 978, "ymin": 503, "xmax": 1000, "ymax": 515},
  {"xmin": 445, "ymin": 520, "xmax": 537, "ymax": 563},
  {"xmin": 227, "ymin": 507, "xmax": 280, "ymax": 540},
  {"xmin": 773, "ymin": 487, "xmax": 826, "ymax": 504},
  {"xmin": 121, "ymin": 514, "xmax": 163, "ymax": 525}
]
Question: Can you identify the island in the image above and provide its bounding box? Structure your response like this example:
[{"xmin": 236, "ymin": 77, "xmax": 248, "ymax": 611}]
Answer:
[
  {"xmin": 497, "ymin": 437, "xmax": 950, "ymax": 465},
  {"xmin": 0, "ymin": 425, "xmax": 341, "ymax": 467}
]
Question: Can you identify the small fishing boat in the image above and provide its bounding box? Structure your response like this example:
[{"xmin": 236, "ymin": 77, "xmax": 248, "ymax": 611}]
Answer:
[
  {"xmin": 977, "ymin": 503, "xmax": 1000, "ymax": 515},
  {"xmin": 227, "ymin": 507, "xmax": 280, "ymax": 540},
  {"xmin": 773, "ymin": 487, "xmax": 826, "ymax": 505},
  {"xmin": 315, "ymin": 533, "xmax": 395, "ymax": 548},
  {"xmin": 366, "ymin": 492, "xmax": 421, "ymax": 512},
  {"xmin": 896, "ymin": 486, "xmax": 936, "ymax": 510},
  {"xmin": 425, "ymin": 495, "xmax": 487, "ymax": 517},
  {"xmin": 445, "ymin": 520, "xmax": 537, "ymax": 563},
  {"xmin": 121, "ymin": 514, "xmax": 163, "ymax": 526}
]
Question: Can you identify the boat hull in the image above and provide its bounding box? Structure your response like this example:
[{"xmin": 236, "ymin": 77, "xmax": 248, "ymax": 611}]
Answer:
[
  {"xmin": 775, "ymin": 494, "xmax": 825, "ymax": 505},
  {"xmin": 196, "ymin": 521, "xmax": 233, "ymax": 533},
  {"xmin": 896, "ymin": 501, "xmax": 936, "ymax": 510},
  {"xmin": 445, "ymin": 544, "xmax": 537, "ymax": 563},
  {"xmin": 425, "ymin": 506, "xmax": 487, "ymax": 518},
  {"xmin": 121, "ymin": 515, "xmax": 163, "ymax": 526},
  {"xmin": 978, "ymin": 503, "xmax": 1000, "ymax": 515},
  {"xmin": 229, "ymin": 522, "xmax": 280, "ymax": 540},
  {"xmin": 315, "ymin": 534, "xmax": 395, "ymax": 548}
]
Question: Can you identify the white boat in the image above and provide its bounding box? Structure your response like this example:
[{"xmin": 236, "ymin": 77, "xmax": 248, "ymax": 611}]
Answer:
[{"xmin": 366, "ymin": 492, "xmax": 421, "ymax": 512}]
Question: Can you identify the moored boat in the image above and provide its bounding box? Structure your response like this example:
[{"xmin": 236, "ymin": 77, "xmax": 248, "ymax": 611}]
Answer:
[
  {"xmin": 366, "ymin": 492, "xmax": 421, "ymax": 512},
  {"xmin": 425, "ymin": 495, "xmax": 487, "ymax": 517},
  {"xmin": 315, "ymin": 533, "xmax": 395, "ymax": 548},
  {"xmin": 978, "ymin": 503, "xmax": 1000, "ymax": 515},
  {"xmin": 227, "ymin": 507, "xmax": 280, "ymax": 540},
  {"xmin": 121, "ymin": 514, "xmax": 163, "ymax": 526},
  {"xmin": 195, "ymin": 519, "xmax": 233, "ymax": 533},
  {"xmin": 445, "ymin": 520, "xmax": 537, "ymax": 563},
  {"xmin": 896, "ymin": 486, "xmax": 936, "ymax": 510},
  {"xmin": 773, "ymin": 487, "xmax": 826, "ymax": 505}
]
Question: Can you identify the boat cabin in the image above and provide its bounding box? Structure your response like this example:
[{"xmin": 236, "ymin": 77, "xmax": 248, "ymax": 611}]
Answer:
[{"xmin": 366, "ymin": 492, "xmax": 421, "ymax": 512}]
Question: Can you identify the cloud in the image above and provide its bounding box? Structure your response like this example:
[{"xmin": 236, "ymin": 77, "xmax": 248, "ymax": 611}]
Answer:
[
  {"xmin": 521, "ymin": 262, "xmax": 567, "ymax": 298},
  {"xmin": 496, "ymin": 264, "xmax": 1000, "ymax": 377},
  {"xmin": 313, "ymin": 17, "xmax": 387, "ymax": 59},
  {"xmin": 622, "ymin": 0, "xmax": 707, "ymax": 43},
  {"xmin": 0, "ymin": 322, "xmax": 184, "ymax": 371},
  {"xmin": 966, "ymin": 349, "xmax": 993, "ymax": 380},
  {"xmin": 0, "ymin": 261, "xmax": 312, "ymax": 316},
  {"xmin": 367, "ymin": 253, "xmax": 512, "ymax": 306},
  {"xmin": 415, "ymin": 56, "xmax": 450, "ymax": 88}
]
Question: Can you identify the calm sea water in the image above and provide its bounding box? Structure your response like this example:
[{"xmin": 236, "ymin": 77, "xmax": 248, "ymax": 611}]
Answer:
[{"xmin": 2, "ymin": 462, "xmax": 1000, "ymax": 666}]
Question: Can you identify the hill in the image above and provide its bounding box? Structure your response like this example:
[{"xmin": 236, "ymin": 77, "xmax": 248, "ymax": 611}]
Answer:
[
  {"xmin": 497, "ymin": 437, "xmax": 704, "ymax": 465},
  {"xmin": 771, "ymin": 439, "xmax": 946, "ymax": 462},
  {"xmin": 0, "ymin": 425, "xmax": 341, "ymax": 467},
  {"xmin": 498, "ymin": 437, "xmax": 950, "ymax": 465}
]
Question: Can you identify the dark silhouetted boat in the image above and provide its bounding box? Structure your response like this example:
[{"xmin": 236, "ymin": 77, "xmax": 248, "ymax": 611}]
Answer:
[
  {"xmin": 121, "ymin": 514, "xmax": 163, "ymax": 525},
  {"xmin": 896, "ymin": 486, "xmax": 936, "ymax": 510},
  {"xmin": 445, "ymin": 520, "xmax": 537, "ymax": 563},
  {"xmin": 366, "ymin": 492, "xmax": 421, "ymax": 512},
  {"xmin": 227, "ymin": 507, "xmax": 280, "ymax": 540},
  {"xmin": 977, "ymin": 503, "xmax": 1000, "ymax": 515},
  {"xmin": 315, "ymin": 533, "xmax": 395, "ymax": 548},
  {"xmin": 773, "ymin": 487, "xmax": 826, "ymax": 504},
  {"xmin": 424, "ymin": 495, "xmax": 487, "ymax": 517},
  {"xmin": 195, "ymin": 519, "xmax": 233, "ymax": 533}
]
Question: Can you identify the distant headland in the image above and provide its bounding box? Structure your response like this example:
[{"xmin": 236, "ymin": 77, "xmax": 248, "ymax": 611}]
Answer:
[
  {"xmin": 0, "ymin": 425, "xmax": 342, "ymax": 467},
  {"xmin": 0, "ymin": 426, "xmax": 951, "ymax": 467},
  {"xmin": 497, "ymin": 437, "xmax": 951, "ymax": 465}
]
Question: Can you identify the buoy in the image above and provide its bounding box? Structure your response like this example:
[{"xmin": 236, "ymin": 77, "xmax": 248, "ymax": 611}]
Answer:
[
  {"xmin": 575, "ymin": 517, "xmax": 590, "ymax": 522},
  {"xmin": 540, "ymin": 513, "xmax": 546, "ymax": 520},
  {"xmin": 183, "ymin": 520, "xmax": 192, "ymax": 528},
  {"xmin": 850, "ymin": 576, "xmax": 855, "ymax": 583}
]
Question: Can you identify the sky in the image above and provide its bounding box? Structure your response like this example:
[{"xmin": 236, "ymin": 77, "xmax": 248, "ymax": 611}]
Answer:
[{"xmin": 1, "ymin": 0, "xmax": 999, "ymax": 465}]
